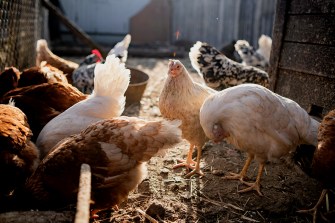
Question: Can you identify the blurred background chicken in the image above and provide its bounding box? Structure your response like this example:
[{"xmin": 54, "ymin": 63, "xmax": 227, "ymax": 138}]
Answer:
[
  {"xmin": 18, "ymin": 62, "xmax": 68, "ymax": 87},
  {"xmin": 189, "ymin": 41, "xmax": 269, "ymax": 90},
  {"xmin": 0, "ymin": 103, "xmax": 39, "ymax": 202},
  {"xmin": 13, "ymin": 116, "xmax": 181, "ymax": 215},
  {"xmin": 200, "ymin": 84, "xmax": 320, "ymax": 196},
  {"xmin": 36, "ymin": 39, "xmax": 79, "ymax": 75},
  {"xmin": 36, "ymin": 55, "xmax": 130, "ymax": 158},
  {"xmin": 107, "ymin": 34, "xmax": 131, "ymax": 63},
  {"xmin": 72, "ymin": 34, "xmax": 131, "ymax": 94},
  {"xmin": 295, "ymin": 109, "xmax": 335, "ymax": 222},
  {"xmin": 1, "ymin": 82, "xmax": 86, "ymax": 142},
  {"xmin": 159, "ymin": 59, "xmax": 216, "ymax": 177},
  {"xmin": 234, "ymin": 35, "xmax": 272, "ymax": 71}
]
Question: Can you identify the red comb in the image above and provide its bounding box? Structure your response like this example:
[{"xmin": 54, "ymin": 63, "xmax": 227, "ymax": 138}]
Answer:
[{"xmin": 91, "ymin": 49, "xmax": 103, "ymax": 62}]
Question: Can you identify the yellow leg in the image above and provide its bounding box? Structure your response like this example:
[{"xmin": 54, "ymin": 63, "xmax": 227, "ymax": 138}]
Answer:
[
  {"xmin": 238, "ymin": 163, "xmax": 264, "ymax": 196},
  {"xmin": 185, "ymin": 146, "xmax": 204, "ymax": 178},
  {"xmin": 173, "ymin": 144, "xmax": 196, "ymax": 169},
  {"xmin": 223, "ymin": 154, "xmax": 254, "ymax": 181},
  {"xmin": 297, "ymin": 189, "xmax": 328, "ymax": 223}
]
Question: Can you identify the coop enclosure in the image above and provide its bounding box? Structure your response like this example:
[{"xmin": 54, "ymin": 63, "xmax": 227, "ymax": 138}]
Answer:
[{"xmin": 0, "ymin": 0, "xmax": 44, "ymax": 71}]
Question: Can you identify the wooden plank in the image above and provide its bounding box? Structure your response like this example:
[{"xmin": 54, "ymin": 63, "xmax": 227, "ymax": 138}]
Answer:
[
  {"xmin": 275, "ymin": 69, "xmax": 335, "ymax": 115},
  {"xmin": 288, "ymin": 0, "xmax": 335, "ymax": 14},
  {"xmin": 285, "ymin": 14, "xmax": 335, "ymax": 45},
  {"xmin": 269, "ymin": 0, "xmax": 288, "ymax": 91},
  {"xmin": 74, "ymin": 164, "xmax": 91, "ymax": 223},
  {"xmin": 279, "ymin": 42, "xmax": 335, "ymax": 78},
  {"xmin": 0, "ymin": 211, "xmax": 74, "ymax": 223},
  {"xmin": 41, "ymin": 0, "xmax": 106, "ymax": 57}
]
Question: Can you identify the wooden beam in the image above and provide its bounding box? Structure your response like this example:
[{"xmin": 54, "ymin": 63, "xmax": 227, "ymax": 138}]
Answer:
[
  {"xmin": 74, "ymin": 164, "xmax": 92, "ymax": 223},
  {"xmin": 42, "ymin": 0, "xmax": 106, "ymax": 57},
  {"xmin": 268, "ymin": 0, "xmax": 288, "ymax": 91}
]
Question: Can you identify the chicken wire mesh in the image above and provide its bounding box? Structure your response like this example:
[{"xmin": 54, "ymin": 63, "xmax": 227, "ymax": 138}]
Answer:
[{"xmin": 0, "ymin": 0, "xmax": 43, "ymax": 71}]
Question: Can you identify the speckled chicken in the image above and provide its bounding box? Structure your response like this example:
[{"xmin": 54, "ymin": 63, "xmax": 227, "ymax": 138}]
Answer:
[
  {"xmin": 234, "ymin": 35, "xmax": 272, "ymax": 71},
  {"xmin": 296, "ymin": 109, "xmax": 335, "ymax": 222},
  {"xmin": 0, "ymin": 103, "xmax": 39, "ymax": 201},
  {"xmin": 18, "ymin": 117, "xmax": 181, "ymax": 214},
  {"xmin": 189, "ymin": 41, "xmax": 269, "ymax": 90},
  {"xmin": 72, "ymin": 34, "xmax": 131, "ymax": 94},
  {"xmin": 1, "ymin": 83, "xmax": 86, "ymax": 141},
  {"xmin": 37, "ymin": 55, "xmax": 130, "ymax": 158},
  {"xmin": 159, "ymin": 59, "xmax": 216, "ymax": 177},
  {"xmin": 200, "ymin": 84, "xmax": 320, "ymax": 195}
]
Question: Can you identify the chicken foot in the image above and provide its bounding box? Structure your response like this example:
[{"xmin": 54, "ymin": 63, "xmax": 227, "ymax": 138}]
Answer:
[
  {"xmin": 297, "ymin": 189, "xmax": 328, "ymax": 223},
  {"xmin": 185, "ymin": 146, "xmax": 204, "ymax": 178},
  {"xmin": 174, "ymin": 144, "xmax": 196, "ymax": 169},
  {"xmin": 237, "ymin": 163, "xmax": 264, "ymax": 196},
  {"xmin": 223, "ymin": 155, "xmax": 264, "ymax": 196},
  {"xmin": 223, "ymin": 155, "xmax": 253, "ymax": 181},
  {"xmin": 174, "ymin": 144, "xmax": 203, "ymax": 177}
]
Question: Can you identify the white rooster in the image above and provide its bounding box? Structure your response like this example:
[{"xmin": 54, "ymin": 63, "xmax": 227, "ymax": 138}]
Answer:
[
  {"xmin": 36, "ymin": 55, "xmax": 130, "ymax": 158},
  {"xmin": 200, "ymin": 84, "xmax": 320, "ymax": 195}
]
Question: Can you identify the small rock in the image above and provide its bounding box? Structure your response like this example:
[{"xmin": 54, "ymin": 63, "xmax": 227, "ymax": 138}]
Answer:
[
  {"xmin": 145, "ymin": 202, "xmax": 166, "ymax": 222},
  {"xmin": 212, "ymin": 169, "xmax": 225, "ymax": 176},
  {"xmin": 137, "ymin": 179, "xmax": 150, "ymax": 194}
]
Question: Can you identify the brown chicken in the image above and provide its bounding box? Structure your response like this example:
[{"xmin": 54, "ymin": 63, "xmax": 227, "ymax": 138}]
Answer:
[
  {"xmin": 18, "ymin": 62, "xmax": 69, "ymax": 87},
  {"xmin": 297, "ymin": 109, "xmax": 335, "ymax": 222},
  {"xmin": 16, "ymin": 117, "xmax": 181, "ymax": 215},
  {"xmin": 0, "ymin": 103, "xmax": 39, "ymax": 202},
  {"xmin": 159, "ymin": 59, "xmax": 216, "ymax": 177},
  {"xmin": 36, "ymin": 39, "xmax": 79, "ymax": 76},
  {"xmin": 0, "ymin": 67, "xmax": 20, "ymax": 97},
  {"xmin": 1, "ymin": 83, "xmax": 86, "ymax": 141}
]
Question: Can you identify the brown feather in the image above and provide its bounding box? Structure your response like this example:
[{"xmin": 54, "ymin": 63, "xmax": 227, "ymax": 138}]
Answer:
[
  {"xmin": 1, "ymin": 83, "xmax": 87, "ymax": 140},
  {"xmin": 0, "ymin": 104, "xmax": 39, "ymax": 200},
  {"xmin": 22, "ymin": 117, "xmax": 181, "ymax": 210}
]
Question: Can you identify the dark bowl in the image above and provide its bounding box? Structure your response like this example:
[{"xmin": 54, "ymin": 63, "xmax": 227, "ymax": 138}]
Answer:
[{"xmin": 125, "ymin": 67, "xmax": 149, "ymax": 106}]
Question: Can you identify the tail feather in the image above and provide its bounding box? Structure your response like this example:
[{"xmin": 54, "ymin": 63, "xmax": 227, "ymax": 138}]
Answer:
[
  {"xmin": 92, "ymin": 55, "xmax": 130, "ymax": 112},
  {"xmin": 123, "ymin": 117, "xmax": 182, "ymax": 161},
  {"xmin": 189, "ymin": 41, "xmax": 207, "ymax": 78},
  {"xmin": 108, "ymin": 34, "xmax": 132, "ymax": 63},
  {"xmin": 36, "ymin": 39, "xmax": 79, "ymax": 74},
  {"xmin": 257, "ymin": 35, "xmax": 272, "ymax": 62}
]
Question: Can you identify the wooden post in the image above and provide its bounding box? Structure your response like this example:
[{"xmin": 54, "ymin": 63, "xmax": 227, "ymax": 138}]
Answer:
[
  {"xmin": 74, "ymin": 164, "xmax": 92, "ymax": 223},
  {"xmin": 268, "ymin": 0, "xmax": 288, "ymax": 91},
  {"xmin": 42, "ymin": 0, "xmax": 106, "ymax": 57}
]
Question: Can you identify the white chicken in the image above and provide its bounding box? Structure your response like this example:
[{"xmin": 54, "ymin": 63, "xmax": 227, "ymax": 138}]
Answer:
[
  {"xmin": 107, "ymin": 34, "xmax": 131, "ymax": 63},
  {"xmin": 200, "ymin": 84, "xmax": 320, "ymax": 195},
  {"xmin": 36, "ymin": 55, "xmax": 130, "ymax": 158}
]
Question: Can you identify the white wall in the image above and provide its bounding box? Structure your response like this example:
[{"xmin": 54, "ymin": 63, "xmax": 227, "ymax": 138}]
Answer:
[{"xmin": 59, "ymin": 0, "xmax": 149, "ymax": 44}]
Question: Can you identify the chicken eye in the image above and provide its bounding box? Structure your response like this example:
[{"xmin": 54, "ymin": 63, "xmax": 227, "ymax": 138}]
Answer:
[{"xmin": 176, "ymin": 65, "xmax": 180, "ymax": 69}]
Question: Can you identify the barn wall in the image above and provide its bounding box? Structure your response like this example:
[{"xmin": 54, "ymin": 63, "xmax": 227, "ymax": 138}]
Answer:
[
  {"xmin": 58, "ymin": 0, "xmax": 275, "ymax": 49},
  {"xmin": 269, "ymin": 0, "xmax": 335, "ymax": 114},
  {"xmin": 170, "ymin": 0, "xmax": 276, "ymax": 48}
]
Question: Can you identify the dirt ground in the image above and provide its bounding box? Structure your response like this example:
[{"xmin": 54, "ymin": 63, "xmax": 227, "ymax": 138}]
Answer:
[{"xmin": 88, "ymin": 56, "xmax": 333, "ymax": 223}]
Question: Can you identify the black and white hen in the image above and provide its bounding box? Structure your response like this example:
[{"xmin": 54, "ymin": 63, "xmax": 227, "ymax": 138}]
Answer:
[
  {"xmin": 72, "ymin": 34, "xmax": 131, "ymax": 94},
  {"xmin": 189, "ymin": 41, "xmax": 269, "ymax": 90}
]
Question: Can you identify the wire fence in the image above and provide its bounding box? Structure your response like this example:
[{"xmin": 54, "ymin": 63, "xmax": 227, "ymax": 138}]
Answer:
[{"xmin": 0, "ymin": 0, "xmax": 43, "ymax": 71}]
